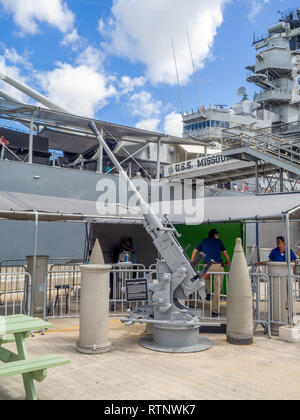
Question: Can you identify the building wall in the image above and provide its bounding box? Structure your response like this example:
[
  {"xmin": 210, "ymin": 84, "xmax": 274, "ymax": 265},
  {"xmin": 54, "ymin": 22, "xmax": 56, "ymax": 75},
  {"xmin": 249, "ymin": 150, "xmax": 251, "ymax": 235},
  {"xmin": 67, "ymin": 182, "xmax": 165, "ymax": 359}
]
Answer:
[{"xmin": 0, "ymin": 220, "xmax": 86, "ymax": 262}]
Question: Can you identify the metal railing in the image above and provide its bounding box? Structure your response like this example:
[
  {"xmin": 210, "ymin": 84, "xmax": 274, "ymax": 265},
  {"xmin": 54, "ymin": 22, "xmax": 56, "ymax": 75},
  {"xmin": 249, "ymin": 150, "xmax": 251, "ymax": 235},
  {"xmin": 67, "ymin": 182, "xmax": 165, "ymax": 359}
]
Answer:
[
  {"xmin": 0, "ymin": 258, "xmax": 82, "ymax": 274},
  {"xmin": 7, "ymin": 262, "xmax": 296, "ymax": 340},
  {"xmin": 266, "ymin": 272, "xmax": 300, "ymax": 331},
  {"xmin": 185, "ymin": 270, "xmax": 272, "ymax": 337},
  {"xmin": 224, "ymin": 125, "xmax": 300, "ymax": 169},
  {"xmin": 43, "ymin": 264, "xmax": 156, "ymax": 320},
  {"xmin": 0, "ymin": 259, "xmax": 27, "ymax": 274},
  {"xmin": 0, "ymin": 272, "xmax": 31, "ymax": 316},
  {"xmin": 110, "ymin": 265, "xmax": 155, "ymax": 316},
  {"xmin": 44, "ymin": 269, "xmax": 81, "ymax": 319}
]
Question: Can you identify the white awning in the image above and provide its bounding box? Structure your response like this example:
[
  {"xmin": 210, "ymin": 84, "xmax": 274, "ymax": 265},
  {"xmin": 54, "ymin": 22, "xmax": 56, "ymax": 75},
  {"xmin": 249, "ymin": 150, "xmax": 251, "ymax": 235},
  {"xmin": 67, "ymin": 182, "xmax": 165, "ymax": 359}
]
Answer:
[
  {"xmin": 170, "ymin": 193, "xmax": 300, "ymax": 225},
  {"xmin": 0, "ymin": 190, "xmax": 299, "ymax": 224},
  {"xmin": 0, "ymin": 191, "xmax": 143, "ymax": 223}
]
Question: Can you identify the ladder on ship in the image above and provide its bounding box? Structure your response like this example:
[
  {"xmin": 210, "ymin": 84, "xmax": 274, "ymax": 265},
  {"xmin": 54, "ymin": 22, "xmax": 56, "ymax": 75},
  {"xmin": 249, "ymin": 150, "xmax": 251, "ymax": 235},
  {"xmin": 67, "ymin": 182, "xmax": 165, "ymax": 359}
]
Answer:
[{"xmin": 223, "ymin": 125, "xmax": 300, "ymax": 177}]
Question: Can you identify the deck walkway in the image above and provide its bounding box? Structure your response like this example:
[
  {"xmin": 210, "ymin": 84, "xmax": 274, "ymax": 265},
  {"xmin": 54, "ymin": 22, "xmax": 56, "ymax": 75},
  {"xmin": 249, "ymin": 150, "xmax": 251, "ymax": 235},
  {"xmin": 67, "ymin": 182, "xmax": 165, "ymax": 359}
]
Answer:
[{"xmin": 0, "ymin": 318, "xmax": 299, "ymax": 400}]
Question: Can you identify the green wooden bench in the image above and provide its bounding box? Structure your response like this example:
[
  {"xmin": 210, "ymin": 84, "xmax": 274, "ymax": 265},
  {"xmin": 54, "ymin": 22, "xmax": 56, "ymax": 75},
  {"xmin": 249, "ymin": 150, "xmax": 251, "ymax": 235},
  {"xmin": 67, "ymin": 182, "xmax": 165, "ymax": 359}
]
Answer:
[
  {"xmin": 0, "ymin": 315, "xmax": 70, "ymax": 400},
  {"xmin": 0, "ymin": 355, "xmax": 70, "ymax": 399}
]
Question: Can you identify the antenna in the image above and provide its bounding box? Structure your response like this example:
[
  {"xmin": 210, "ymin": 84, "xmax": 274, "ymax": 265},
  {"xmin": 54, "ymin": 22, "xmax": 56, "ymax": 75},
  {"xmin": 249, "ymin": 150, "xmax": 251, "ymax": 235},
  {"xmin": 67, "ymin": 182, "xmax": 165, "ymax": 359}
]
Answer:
[
  {"xmin": 186, "ymin": 29, "xmax": 201, "ymax": 110},
  {"xmin": 171, "ymin": 36, "xmax": 184, "ymax": 115},
  {"xmin": 237, "ymin": 87, "xmax": 248, "ymax": 100}
]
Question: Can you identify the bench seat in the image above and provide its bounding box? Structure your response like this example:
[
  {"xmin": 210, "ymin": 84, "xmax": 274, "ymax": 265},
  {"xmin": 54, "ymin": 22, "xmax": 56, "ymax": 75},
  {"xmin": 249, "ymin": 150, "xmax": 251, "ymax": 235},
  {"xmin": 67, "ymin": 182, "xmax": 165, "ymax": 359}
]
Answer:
[
  {"xmin": 0, "ymin": 335, "xmax": 15, "ymax": 344},
  {"xmin": 0, "ymin": 355, "xmax": 70, "ymax": 379}
]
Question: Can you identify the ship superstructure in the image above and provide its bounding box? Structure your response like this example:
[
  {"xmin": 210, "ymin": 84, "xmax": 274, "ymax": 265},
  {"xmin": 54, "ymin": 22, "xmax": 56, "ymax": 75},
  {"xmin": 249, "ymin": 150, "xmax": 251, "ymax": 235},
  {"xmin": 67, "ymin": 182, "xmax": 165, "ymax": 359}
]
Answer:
[{"xmin": 175, "ymin": 9, "xmax": 300, "ymax": 194}]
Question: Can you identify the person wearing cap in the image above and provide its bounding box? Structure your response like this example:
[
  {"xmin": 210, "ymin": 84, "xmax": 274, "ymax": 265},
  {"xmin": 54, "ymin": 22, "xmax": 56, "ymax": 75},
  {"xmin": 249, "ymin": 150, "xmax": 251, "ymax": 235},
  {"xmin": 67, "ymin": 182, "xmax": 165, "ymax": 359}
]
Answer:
[{"xmin": 191, "ymin": 229, "xmax": 230, "ymax": 317}]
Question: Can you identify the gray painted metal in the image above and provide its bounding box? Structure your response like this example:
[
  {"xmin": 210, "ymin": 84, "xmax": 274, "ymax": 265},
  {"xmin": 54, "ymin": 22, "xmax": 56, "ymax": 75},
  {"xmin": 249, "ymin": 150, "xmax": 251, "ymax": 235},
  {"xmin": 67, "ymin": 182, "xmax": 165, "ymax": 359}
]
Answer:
[
  {"xmin": 89, "ymin": 120, "xmax": 212, "ymax": 353},
  {"xmin": 139, "ymin": 325, "xmax": 212, "ymax": 353},
  {"xmin": 223, "ymin": 147, "xmax": 300, "ymax": 176}
]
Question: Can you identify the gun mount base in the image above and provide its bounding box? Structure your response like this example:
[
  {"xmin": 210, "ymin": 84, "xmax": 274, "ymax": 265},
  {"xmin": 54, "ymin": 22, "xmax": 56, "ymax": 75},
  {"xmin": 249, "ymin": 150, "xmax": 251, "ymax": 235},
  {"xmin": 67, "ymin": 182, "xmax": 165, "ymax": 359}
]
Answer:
[{"xmin": 139, "ymin": 323, "xmax": 212, "ymax": 353}]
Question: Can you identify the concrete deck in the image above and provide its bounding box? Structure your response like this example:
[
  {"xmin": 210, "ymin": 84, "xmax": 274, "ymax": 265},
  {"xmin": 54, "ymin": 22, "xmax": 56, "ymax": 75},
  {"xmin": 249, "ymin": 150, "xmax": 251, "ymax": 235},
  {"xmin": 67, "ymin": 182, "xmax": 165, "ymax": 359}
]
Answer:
[{"xmin": 1, "ymin": 318, "xmax": 300, "ymax": 400}]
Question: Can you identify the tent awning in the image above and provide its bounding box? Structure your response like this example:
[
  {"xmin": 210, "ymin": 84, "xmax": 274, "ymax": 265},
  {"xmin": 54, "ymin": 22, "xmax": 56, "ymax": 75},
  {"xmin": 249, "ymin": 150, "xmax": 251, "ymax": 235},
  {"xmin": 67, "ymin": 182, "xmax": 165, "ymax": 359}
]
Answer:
[
  {"xmin": 0, "ymin": 190, "xmax": 299, "ymax": 224},
  {"xmin": 169, "ymin": 193, "xmax": 300, "ymax": 225},
  {"xmin": 0, "ymin": 191, "xmax": 143, "ymax": 223}
]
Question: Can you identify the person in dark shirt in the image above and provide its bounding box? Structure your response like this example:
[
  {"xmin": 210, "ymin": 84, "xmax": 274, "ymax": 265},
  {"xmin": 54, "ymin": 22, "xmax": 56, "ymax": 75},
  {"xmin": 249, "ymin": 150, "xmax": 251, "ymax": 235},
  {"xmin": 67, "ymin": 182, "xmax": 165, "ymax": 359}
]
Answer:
[
  {"xmin": 121, "ymin": 238, "xmax": 137, "ymax": 264},
  {"xmin": 191, "ymin": 229, "xmax": 230, "ymax": 317},
  {"xmin": 256, "ymin": 236, "xmax": 297, "ymax": 265}
]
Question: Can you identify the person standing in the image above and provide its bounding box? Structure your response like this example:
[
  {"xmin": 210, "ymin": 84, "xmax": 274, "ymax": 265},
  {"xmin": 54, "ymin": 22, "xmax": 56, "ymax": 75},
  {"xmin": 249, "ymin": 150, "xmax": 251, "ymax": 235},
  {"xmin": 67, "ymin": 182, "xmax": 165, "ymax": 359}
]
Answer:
[
  {"xmin": 191, "ymin": 229, "xmax": 230, "ymax": 317},
  {"xmin": 256, "ymin": 236, "xmax": 297, "ymax": 266},
  {"xmin": 269, "ymin": 236, "xmax": 297, "ymax": 263},
  {"xmin": 121, "ymin": 238, "xmax": 137, "ymax": 264}
]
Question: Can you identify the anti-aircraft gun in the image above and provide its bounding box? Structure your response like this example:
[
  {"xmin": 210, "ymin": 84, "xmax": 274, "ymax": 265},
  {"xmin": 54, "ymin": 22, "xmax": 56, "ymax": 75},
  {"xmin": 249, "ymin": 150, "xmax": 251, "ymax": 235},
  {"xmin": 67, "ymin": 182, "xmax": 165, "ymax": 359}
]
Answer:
[
  {"xmin": 89, "ymin": 121, "xmax": 213, "ymax": 353},
  {"xmin": 0, "ymin": 69, "xmax": 213, "ymax": 352}
]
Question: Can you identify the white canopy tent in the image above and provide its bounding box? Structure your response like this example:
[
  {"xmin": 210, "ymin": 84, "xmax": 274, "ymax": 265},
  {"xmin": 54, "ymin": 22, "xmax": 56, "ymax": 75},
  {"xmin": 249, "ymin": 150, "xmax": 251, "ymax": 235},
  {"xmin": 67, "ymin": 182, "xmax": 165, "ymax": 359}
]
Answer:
[
  {"xmin": 0, "ymin": 190, "xmax": 299, "ymax": 223},
  {"xmin": 0, "ymin": 190, "xmax": 299, "ymax": 322}
]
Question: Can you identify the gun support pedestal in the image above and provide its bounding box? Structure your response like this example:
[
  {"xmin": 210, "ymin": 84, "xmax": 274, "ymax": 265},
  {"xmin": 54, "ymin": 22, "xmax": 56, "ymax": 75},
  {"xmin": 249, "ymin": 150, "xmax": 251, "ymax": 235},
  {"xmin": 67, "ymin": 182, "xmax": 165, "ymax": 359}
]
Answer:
[{"xmin": 139, "ymin": 323, "xmax": 212, "ymax": 353}]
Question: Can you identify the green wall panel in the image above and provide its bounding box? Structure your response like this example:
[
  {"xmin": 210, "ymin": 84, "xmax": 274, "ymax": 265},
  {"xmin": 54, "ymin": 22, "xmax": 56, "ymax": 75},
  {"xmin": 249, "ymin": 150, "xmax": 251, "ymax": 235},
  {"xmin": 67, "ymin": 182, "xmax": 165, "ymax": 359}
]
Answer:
[{"xmin": 176, "ymin": 223, "xmax": 243, "ymax": 294}]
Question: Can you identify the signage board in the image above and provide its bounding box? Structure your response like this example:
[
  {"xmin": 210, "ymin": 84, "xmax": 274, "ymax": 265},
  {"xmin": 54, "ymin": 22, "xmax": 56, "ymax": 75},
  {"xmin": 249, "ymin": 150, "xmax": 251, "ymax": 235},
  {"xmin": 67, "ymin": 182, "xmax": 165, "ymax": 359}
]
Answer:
[
  {"xmin": 165, "ymin": 153, "xmax": 237, "ymax": 177},
  {"xmin": 125, "ymin": 279, "xmax": 148, "ymax": 302}
]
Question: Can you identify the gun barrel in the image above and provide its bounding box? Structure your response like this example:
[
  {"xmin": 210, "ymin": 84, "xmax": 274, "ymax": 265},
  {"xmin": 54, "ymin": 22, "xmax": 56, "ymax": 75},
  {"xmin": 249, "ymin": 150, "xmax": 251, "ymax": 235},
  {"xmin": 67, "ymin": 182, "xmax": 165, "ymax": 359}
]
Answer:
[{"xmin": 88, "ymin": 121, "xmax": 164, "ymax": 229}]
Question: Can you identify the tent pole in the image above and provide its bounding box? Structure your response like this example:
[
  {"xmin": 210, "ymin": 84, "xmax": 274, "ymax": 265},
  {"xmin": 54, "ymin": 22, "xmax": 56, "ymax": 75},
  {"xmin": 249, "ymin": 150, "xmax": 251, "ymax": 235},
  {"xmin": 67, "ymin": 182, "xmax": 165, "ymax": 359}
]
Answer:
[
  {"xmin": 156, "ymin": 138, "xmax": 162, "ymax": 181},
  {"xmin": 285, "ymin": 212, "xmax": 294, "ymax": 326},
  {"xmin": 255, "ymin": 161, "xmax": 259, "ymax": 194},
  {"xmin": 28, "ymin": 111, "xmax": 34, "ymax": 165},
  {"xmin": 97, "ymin": 129, "xmax": 104, "ymax": 174},
  {"xmin": 256, "ymin": 222, "xmax": 260, "ymax": 263},
  {"xmin": 255, "ymin": 164, "xmax": 260, "ymax": 262},
  {"xmin": 31, "ymin": 210, "xmax": 39, "ymax": 316}
]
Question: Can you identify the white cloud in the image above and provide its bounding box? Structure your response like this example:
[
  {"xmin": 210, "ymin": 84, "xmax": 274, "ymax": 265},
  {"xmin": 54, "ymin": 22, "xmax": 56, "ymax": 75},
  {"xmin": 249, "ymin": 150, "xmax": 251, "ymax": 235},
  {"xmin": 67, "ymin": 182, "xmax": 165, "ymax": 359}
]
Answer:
[
  {"xmin": 37, "ymin": 62, "xmax": 116, "ymax": 117},
  {"xmin": 135, "ymin": 118, "xmax": 160, "ymax": 132},
  {"xmin": 247, "ymin": 0, "xmax": 269, "ymax": 22},
  {"xmin": 164, "ymin": 112, "xmax": 183, "ymax": 137},
  {"xmin": 76, "ymin": 46, "xmax": 105, "ymax": 71},
  {"xmin": 0, "ymin": 0, "xmax": 75, "ymax": 34},
  {"xmin": 119, "ymin": 76, "xmax": 146, "ymax": 94},
  {"xmin": 0, "ymin": 56, "xmax": 31, "ymax": 103},
  {"xmin": 61, "ymin": 29, "xmax": 80, "ymax": 48},
  {"xmin": 3, "ymin": 47, "xmax": 32, "ymax": 71},
  {"xmin": 103, "ymin": 0, "xmax": 227, "ymax": 85},
  {"xmin": 98, "ymin": 19, "xmax": 105, "ymax": 34},
  {"xmin": 0, "ymin": 43, "xmax": 116, "ymax": 117},
  {"xmin": 128, "ymin": 91, "xmax": 162, "ymax": 118}
]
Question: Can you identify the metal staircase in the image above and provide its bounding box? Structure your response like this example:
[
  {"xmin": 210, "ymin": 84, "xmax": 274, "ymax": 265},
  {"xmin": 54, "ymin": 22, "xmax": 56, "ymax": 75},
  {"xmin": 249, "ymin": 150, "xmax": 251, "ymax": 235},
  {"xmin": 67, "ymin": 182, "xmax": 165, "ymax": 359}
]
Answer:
[{"xmin": 223, "ymin": 125, "xmax": 300, "ymax": 177}]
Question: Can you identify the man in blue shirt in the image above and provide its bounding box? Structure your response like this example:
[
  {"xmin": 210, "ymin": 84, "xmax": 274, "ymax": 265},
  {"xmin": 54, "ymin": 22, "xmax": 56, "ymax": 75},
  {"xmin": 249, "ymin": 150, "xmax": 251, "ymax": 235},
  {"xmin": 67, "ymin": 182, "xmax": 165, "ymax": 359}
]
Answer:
[{"xmin": 191, "ymin": 229, "xmax": 230, "ymax": 317}]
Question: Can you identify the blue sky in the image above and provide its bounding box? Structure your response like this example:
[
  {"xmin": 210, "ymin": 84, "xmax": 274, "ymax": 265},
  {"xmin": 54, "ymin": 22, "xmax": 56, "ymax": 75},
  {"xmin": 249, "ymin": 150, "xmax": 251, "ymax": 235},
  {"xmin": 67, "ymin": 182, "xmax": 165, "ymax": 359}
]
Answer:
[{"xmin": 0, "ymin": 0, "xmax": 298, "ymax": 136}]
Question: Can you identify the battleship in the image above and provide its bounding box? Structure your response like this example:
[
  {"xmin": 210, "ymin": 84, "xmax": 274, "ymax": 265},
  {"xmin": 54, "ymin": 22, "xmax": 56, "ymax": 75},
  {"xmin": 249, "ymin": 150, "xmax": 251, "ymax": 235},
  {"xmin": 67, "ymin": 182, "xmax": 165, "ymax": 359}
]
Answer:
[{"xmin": 0, "ymin": 9, "xmax": 300, "ymax": 264}]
